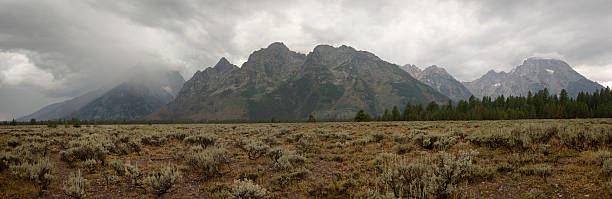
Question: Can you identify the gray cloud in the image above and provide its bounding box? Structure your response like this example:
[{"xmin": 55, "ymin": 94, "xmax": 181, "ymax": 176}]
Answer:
[{"xmin": 1, "ymin": 0, "xmax": 611, "ymax": 120}]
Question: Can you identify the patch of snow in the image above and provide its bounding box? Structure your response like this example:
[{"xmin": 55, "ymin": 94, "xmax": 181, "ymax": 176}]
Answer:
[
  {"xmin": 493, "ymin": 83, "xmax": 501, "ymax": 87},
  {"xmin": 162, "ymin": 86, "xmax": 172, "ymax": 93},
  {"xmin": 546, "ymin": 69, "xmax": 554, "ymax": 74}
]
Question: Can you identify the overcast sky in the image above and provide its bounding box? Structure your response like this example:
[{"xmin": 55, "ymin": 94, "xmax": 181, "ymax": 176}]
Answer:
[{"xmin": 1, "ymin": 0, "xmax": 611, "ymax": 120}]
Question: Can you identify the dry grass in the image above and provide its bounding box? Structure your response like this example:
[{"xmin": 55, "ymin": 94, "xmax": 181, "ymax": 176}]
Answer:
[{"xmin": 0, "ymin": 119, "xmax": 611, "ymax": 198}]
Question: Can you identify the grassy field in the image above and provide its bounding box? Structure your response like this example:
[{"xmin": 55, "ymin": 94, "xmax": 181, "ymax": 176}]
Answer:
[{"xmin": 1, "ymin": 119, "xmax": 611, "ymax": 198}]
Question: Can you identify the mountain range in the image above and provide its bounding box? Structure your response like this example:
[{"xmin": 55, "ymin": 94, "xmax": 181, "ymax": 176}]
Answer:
[
  {"xmin": 147, "ymin": 42, "xmax": 448, "ymax": 121},
  {"xmin": 19, "ymin": 43, "xmax": 606, "ymax": 121}
]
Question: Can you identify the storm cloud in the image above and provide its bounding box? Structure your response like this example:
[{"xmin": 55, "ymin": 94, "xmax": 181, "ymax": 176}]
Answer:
[{"xmin": 1, "ymin": 0, "xmax": 611, "ymax": 120}]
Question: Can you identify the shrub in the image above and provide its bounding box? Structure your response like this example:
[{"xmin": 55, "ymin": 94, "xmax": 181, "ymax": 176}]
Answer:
[
  {"xmin": 426, "ymin": 150, "xmax": 478, "ymax": 195},
  {"xmin": 518, "ymin": 164, "xmax": 552, "ymax": 177},
  {"xmin": 373, "ymin": 153, "xmax": 396, "ymax": 173},
  {"xmin": 270, "ymin": 168, "xmax": 311, "ymax": 188},
  {"xmin": 184, "ymin": 133, "xmax": 218, "ymax": 148},
  {"xmin": 7, "ymin": 138, "xmax": 21, "ymax": 147},
  {"xmin": 268, "ymin": 147, "xmax": 286, "ymax": 163},
  {"xmin": 165, "ymin": 131, "xmax": 188, "ymax": 141},
  {"xmin": 365, "ymin": 189, "xmax": 396, "ymax": 199},
  {"xmin": 602, "ymin": 158, "xmax": 612, "ymax": 175},
  {"xmin": 308, "ymin": 178, "xmax": 355, "ymax": 197},
  {"xmin": 0, "ymin": 151, "xmax": 18, "ymax": 172},
  {"xmin": 330, "ymin": 131, "xmax": 350, "ymax": 140},
  {"xmin": 584, "ymin": 150, "xmax": 612, "ymax": 166},
  {"xmin": 261, "ymin": 135, "xmax": 279, "ymax": 146},
  {"xmin": 268, "ymin": 147, "xmax": 306, "ymax": 171},
  {"xmin": 495, "ymin": 162, "xmax": 514, "ymax": 172},
  {"xmin": 124, "ymin": 163, "xmax": 143, "ymax": 186},
  {"xmin": 523, "ymin": 188, "xmax": 545, "ymax": 199},
  {"xmin": 144, "ymin": 166, "xmax": 180, "ymax": 197},
  {"xmin": 229, "ymin": 179, "xmax": 269, "ymax": 199},
  {"xmin": 63, "ymin": 170, "xmax": 88, "ymax": 199},
  {"xmin": 557, "ymin": 126, "xmax": 610, "ymax": 150},
  {"xmin": 608, "ymin": 179, "xmax": 612, "ymax": 195},
  {"xmin": 108, "ymin": 159, "xmax": 142, "ymax": 185},
  {"xmin": 470, "ymin": 165, "xmax": 495, "ymax": 181},
  {"xmin": 392, "ymin": 132, "xmax": 409, "ymax": 144},
  {"xmin": 108, "ymin": 159, "xmax": 126, "ymax": 175},
  {"xmin": 238, "ymin": 138, "xmax": 270, "ymax": 159},
  {"xmin": 393, "ymin": 144, "xmax": 414, "ymax": 155},
  {"xmin": 16, "ymin": 142, "xmax": 48, "ymax": 156},
  {"xmin": 369, "ymin": 132, "xmax": 387, "ymax": 143},
  {"xmin": 376, "ymin": 150, "xmax": 478, "ymax": 198},
  {"xmin": 112, "ymin": 139, "xmax": 142, "ymax": 155},
  {"xmin": 272, "ymin": 129, "xmax": 290, "ymax": 137},
  {"xmin": 277, "ymin": 153, "xmax": 306, "ymax": 171},
  {"xmin": 465, "ymin": 128, "xmax": 531, "ymax": 151},
  {"xmin": 186, "ymin": 146, "xmax": 228, "ymax": 177},
  {"xmin": 82, "ymin": 159, "xmax": 99, "ymax": 174},
  {"xmin": 289, "ymin": 133, "xmax": 317, "ymax": 153},
  {"xmin": 377, "ymin": 158, "xmax": 428, "ymax": 197},
  {"xmin": 140, "ymin": 133, "xmax": 168, "ymax": 146},
  {"xmin": 410, "ymin": 131, "xmax": 458, "ymax": 150},
  {"xmin": 60, "ymin": 138, "xmax": 108, "ymax": 163},
  {"xmin": 10, "ymin": 158, "xmax": 54, "ymax": 190}
]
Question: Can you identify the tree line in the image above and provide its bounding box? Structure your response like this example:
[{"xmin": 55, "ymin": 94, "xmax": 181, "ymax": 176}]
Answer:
[{"xmin": 356, "ymin": 87, "xmax": 612, "ymax": 122}]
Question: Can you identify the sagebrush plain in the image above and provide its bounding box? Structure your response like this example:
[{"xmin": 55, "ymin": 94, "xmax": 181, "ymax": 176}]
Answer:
[{"xmin": 1, "ymin": 119, "xmax": 611, "ymax": 198}]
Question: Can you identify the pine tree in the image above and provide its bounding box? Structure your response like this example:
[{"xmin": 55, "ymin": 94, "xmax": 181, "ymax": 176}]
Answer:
[
  {"xmin": 307, "ymin": 114, "xmax": 316, "ymax": 122},
  {"xmin": 402, "ymin": 102, "xmax": 412, "ymax": 121},
  {"xmin": 559, "ymin": 89, "xmax": 569, "ymax": 105},
  {"xmin": 391, "ymin": 106, "xmax": 401, "ymax": 121},
  {"xmin": 354, "ymin": 110, "xmax": 371, "ymax": 122},
  {"xmin": 382, "ymin": 109, "xmax": 391, "ymax": 121},
  {"xmin": 72, "ymin": 118, "xmax": 81, "ymax": 128}
]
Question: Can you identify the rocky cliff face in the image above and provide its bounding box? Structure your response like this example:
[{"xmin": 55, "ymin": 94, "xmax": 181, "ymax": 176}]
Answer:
[
  {"xmin": 401, "ymin": 64, "xmax": 473, "ymax": 101},
  {"xmin": 464, "ymin": 57, "xmax": 603, "ymax": 98},
  {"xmin": 148, "ymin": 43, "xmax": 449, "ymax": 121}
]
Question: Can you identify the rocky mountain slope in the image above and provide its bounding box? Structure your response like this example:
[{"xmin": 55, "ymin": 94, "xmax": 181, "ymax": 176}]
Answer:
[
  {"xmin": 463, "ymin": 57, "xmax": 603, "ymax": 98},
  {"xmin": 148, "ymin": 42, "xmax": 449, "ymax": 121},
  {"xmin": 20, "ymin": 70, "xmax": 184, "ymax": 121},
  {"xmin": 401, "ymin": 64, "xmax": 473, "ymax": 101}
]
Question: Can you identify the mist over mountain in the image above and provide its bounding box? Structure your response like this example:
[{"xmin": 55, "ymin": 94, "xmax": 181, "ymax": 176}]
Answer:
[
  {"xmin": 401, "ymin": 64, "xmax": 473, "ymax": 102},
  {"xmin": 463, "ymin": 58, "xmax": 604, "ymax": 98},
  {"xmin": 148, "ymin": 42, "xmax": 449, "ymax": 121},
  {"xmin": 17, "ymin": 87, "xmax": 111, "ymax": 121},
  {"xmin": 19, "ymin": 70, "xmax": 184, "ymax": 121}
]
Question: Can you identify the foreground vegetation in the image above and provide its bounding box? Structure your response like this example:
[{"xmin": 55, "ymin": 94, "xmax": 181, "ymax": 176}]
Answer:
[{"xmin": 1, "ymin": 119, "xmax": 611, "ymax": 198}]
